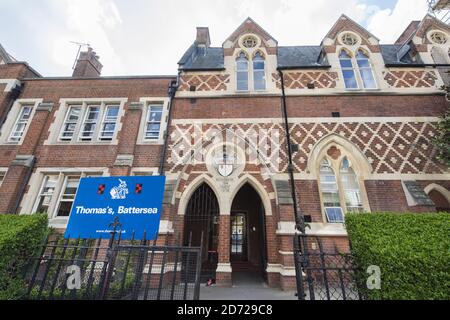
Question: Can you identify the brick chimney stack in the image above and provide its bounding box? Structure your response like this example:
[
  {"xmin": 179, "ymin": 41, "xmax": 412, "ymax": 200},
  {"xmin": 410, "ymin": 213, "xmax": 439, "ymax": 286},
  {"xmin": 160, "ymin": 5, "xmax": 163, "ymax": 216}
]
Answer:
[
  {"xmin": 196, "ymin": 27, "xmax": 211, "ymax": 48},
  {"xmin": 72, "ymin": 47, "xmax": 103, "ymax": 78}
]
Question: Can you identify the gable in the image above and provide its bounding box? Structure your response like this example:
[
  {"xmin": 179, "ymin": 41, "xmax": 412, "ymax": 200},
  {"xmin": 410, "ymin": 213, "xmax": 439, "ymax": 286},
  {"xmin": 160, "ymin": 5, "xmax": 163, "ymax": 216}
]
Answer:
[
  {"xmin": 323, "ymin": 14, "xmax": 379, "ymax": 46},
  {"xmin": 222, "ymin": 17, "xmax": 277, "ymax": 48}
]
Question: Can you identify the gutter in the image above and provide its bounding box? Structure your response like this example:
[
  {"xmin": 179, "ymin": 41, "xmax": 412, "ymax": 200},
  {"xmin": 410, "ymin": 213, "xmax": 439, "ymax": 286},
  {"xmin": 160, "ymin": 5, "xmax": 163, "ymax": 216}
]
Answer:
[
  {"xmin": 385, "ymin": 63, "xmax": 450, "ymax": 68},
  {"xmin": 278, "ymin": 69, "xmax": 305, "ymax": 234},
  {"xmin": 158, "ymin": 76, "xmax": 179, "ymax": 175},
  {"xmin": 0, "ymin": 82, "xmax": 23, "ymax": 130}
]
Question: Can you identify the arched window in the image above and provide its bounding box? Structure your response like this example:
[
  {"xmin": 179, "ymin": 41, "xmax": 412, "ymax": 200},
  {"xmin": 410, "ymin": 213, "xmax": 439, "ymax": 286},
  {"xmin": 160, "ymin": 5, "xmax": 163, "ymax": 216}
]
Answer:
[
  {"xmin": 236, "ymin": 52, "xmax": 249, "ymax": 91},
  {"xmin": 339, "ymin": 50, "xmax": 358, "ymax": 89},
  {"xmin": 340, "ymin": 157, "xmax": 364, "ymax": 213},
  {"xmin": 319, "ymin": 156, "xmax": 365, "ymax": 223},
  {"xmin": 319, "ymin": 159, "xmax": 343, "ymax": 223},
  {"xmin": 253, "ymin": 52, "xmax": 266, "ymax": 90},
  {"xmin": 356, "ymin": 50, "xmax": 377, "ymax": 89}
]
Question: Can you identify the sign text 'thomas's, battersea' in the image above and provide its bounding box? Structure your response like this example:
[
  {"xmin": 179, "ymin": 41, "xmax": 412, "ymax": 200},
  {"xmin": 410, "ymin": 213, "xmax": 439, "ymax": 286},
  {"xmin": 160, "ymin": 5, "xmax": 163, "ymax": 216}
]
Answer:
[{"xmin": 64, "ymin": 176, "xmax": 166, "ymax": 240}]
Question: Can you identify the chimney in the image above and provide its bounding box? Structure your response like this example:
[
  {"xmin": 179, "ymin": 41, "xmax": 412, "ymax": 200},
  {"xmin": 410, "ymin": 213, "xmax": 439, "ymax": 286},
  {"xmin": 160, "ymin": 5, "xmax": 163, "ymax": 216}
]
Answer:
[
  {"xmin": 72, "ymin": 47, "xmax": 103, "ymax": 78},
  {"xmin": 196, "ymin": 27, "xmax": 211, "ymax": 48}
]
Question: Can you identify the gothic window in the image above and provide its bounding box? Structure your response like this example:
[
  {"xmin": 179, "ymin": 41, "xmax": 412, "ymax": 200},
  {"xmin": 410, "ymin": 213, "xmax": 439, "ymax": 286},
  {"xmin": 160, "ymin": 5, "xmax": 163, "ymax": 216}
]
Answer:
[
  {"xmin": 356, "ymin": 50, "xmax": 377, "ymax": 89},
  {"xmin": 341, "ymin": 33, "xmax": 359, "ymax": 46},
  {"xmin": 319, "ymin": 159, "xmax": 344, "ymax": 223},
  {"xmin": 253, "ymin": 52, "xmax": 266, "ymax": 90},
  {"xmin": 339, "ymin": 50, "xmax": 358, "ymax": 89},
  {"xmin": 242, "ymin": 36, "xmax": 258, "ymax": 48},
  {"xmin": 430, "ymin": 31, "xmax": 448, "ymax": 45},
  {"xmin": 236, "ymin": 52, "xmax": 249, "ymax": 91},
  {"xmin": 145, "ymin": 104, "xmax": 164, "ymax": 140},
  {"xmin": 319, "ymin": 155, "xmax": 365, "ymax": 223}
]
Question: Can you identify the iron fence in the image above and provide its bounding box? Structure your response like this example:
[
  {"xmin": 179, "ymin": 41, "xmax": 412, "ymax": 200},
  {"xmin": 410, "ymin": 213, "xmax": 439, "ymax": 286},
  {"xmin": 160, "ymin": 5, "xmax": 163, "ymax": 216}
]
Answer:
[
  {"xmin": 294, "ymin": 234, "xmax": 363, "ymax": 300},
  {"xmin": 24, "ymin": 232, "xmax": 202, "ymax": 300}
]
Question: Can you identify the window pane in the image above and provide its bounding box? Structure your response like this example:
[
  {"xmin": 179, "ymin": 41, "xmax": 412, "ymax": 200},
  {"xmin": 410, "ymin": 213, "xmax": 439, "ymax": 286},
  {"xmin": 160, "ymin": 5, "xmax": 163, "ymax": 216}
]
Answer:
[
  {"xmin": 357, "ymin": 59, "xmax": 370, "ymax": 68},
  {"xmin": 340, "ymin": 158, "xmax": 364, "ymax": 212},
  {"xmin": 106, "ymin": 106, "xmax": 119, "ymax": 118},
  {"xmin": 340, "ymin": 59, "xmax": 353, "ymax": 68},
  {"xmin": 147, "ymin": 123, "xmax": 161, "ymax": 131},
  {"xmin": 360, "ymin": 69, "xmax": 376, "ymax": 89},
  {"xmin": 342, "ymin": 70, "xmax": 358, "ymax": 89},
  {"xmin": 325, "ymin": 207, "xmax": 344, "ymax": 223},
  {"xmin": 253, "ymin": 61, "xmax": 264, "ymax": 70},
  {"xmin": 57, "ymin": 201, "xmax": 73, "ymax": 217}
]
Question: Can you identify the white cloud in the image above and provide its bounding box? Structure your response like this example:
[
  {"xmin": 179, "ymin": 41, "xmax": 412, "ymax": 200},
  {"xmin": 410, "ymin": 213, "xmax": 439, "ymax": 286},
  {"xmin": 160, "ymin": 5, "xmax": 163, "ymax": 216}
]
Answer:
[
  {"xmin": 367, "ymin": 0, "xmax": 429, "ymax": 43},
  {"xmin": 0, "ymin": 0, "xmax": 430, "ymax": 76}
]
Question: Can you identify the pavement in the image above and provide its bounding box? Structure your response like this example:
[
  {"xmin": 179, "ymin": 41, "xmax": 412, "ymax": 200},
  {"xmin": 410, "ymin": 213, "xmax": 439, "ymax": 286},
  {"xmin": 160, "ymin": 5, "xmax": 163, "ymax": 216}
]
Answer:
[{"xmin": 199, "ymin": 272, "xmax": 297, "ymax": 300}]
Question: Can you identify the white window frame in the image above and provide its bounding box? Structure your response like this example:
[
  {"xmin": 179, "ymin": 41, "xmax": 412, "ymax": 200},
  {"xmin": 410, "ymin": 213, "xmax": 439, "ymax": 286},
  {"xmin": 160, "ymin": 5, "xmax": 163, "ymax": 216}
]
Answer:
[
  {"xmin": 339, "ymin": 50, "xmax": 359, "ymax": 90},
  {"xmin": 78, "ymin": 105, "xmax": 101, "ymax": 141},
  {"xmin": 0, "ymin": 99, "xmax": 42, "ymax": 145},
  {"xmin": 47, "ymin": 98, "xmax": 126, "ymax": 145},
  {"xmin": 0, "ymin": 168, "xmax": 7, "ymax": 187},
  {"xmin": 59, "ymin": 105, "xmax": 82, "ymax": 141},
  {"xmin": 236, "ymin": 52, "xmax": 249, "ymax": 92},
  {"xmin": 32, "ymin": 175, "xmax": 59, "ymax": 214},
  {"xmin": 144, "ymin": 104, "xmax": 164, "ymax": 141},
  {"xmin": 137, "ymin": 97, "xmax": 170, "ymax": 145},
  {"xmin": 8, "ymin": 105, "xmax": 33, "ymax": 142},
  {"xmin": 99, "ymin": 105, "xmax": 120, "ymax": 140},
  {"xmin": 355, "ymin": 50, "xmax": 378, "ymax": 90},
  {"xmin": 235, "ymin": 50, "xmax": 267, "ymax": 92},
  {"xmin": 317, "ymin": 153, "xmax": 369, "ymax": 224}
]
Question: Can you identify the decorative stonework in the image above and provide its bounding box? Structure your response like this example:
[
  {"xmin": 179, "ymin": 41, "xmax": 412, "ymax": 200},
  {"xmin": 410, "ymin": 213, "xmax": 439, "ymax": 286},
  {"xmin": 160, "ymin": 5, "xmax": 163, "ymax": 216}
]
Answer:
[
  {"xmin": 167, "ymin": 120, "xmax": 444, "ymax": 175},
  {"xmin": 179, "ymin": 74, "xmax": 230, "ymax": 92},
  {"xmin": 272, "ymin": 71, "xmax": 338, "ymax": 89},
  {"xmin": 383, "ymin": 70, "xmax": 438, "ymax": 88}
]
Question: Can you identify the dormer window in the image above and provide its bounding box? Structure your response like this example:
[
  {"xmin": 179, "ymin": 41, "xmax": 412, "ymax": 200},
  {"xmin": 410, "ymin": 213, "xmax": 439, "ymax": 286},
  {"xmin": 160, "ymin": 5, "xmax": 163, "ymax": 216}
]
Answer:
[
  {"xmin": 339, "ymin": 49, "xmax": 377, "ymax": 90},
  {"xmin": 236, "ymin": 52, "xmax": 249, "ymax": 91}
]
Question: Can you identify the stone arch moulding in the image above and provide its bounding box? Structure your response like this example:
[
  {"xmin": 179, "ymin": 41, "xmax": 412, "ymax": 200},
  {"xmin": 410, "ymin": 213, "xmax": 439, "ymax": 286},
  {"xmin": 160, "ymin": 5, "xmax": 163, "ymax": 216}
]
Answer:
[
  {"xmin": 228, "ymin": 173, "xmax": 273, "ymax": 216},
  {"xmin": 307, "ymin": 133, "xmax": 372, "ymax": 176},
  {"xmin": 424, "ymin": 183, "xmax": 450, "ymax": 204},
  {"xmin": 176, "ymin": 173, "xmax": 225, "ymax": 216}
]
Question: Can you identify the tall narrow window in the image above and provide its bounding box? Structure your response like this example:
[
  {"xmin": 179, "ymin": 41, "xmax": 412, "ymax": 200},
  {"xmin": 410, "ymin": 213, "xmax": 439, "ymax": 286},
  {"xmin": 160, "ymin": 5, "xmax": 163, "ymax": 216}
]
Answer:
[
  {"xmin": 319, "ymin": 159, "xmax": 344, "ymax": 223},
  {"xmin": 236, "ymin": 52, "xmax": 249, "ymax": 91},
  {"xmin": 253, "ymin": 52, "xmax": 266, "ymax": 90},
  {"xmin": 145, "ymin": 105, "xmax": 163, "ymax": 140},
  {"xmin": 356, "ymin": 50, "xmax": 376, "ymax": 89},
  {"xmin": 9, "ymin": 105, "xmax": 33, "ymax": 142},
  {"xmin": 340, "ymin": 157, "xmax": 364, "ymax": 213},
  {"xmin": 34, "ymin": 175, "xmax": 58, "ymax": 214},
  {"xmin": 79, "ymin": 106, "xmax": 100, "ymax": 141},
  {"xmin": 339, "ymin": 50, "xmax": 358, "ymax": 89},
  {"xmin": 100, "ymin": 105, "xmax": 119, "ymax": 140},
  {"xmin": 56, "ymin": 176, "xmax": 80, "ymax": 217},
  {"xmin": 60, "ymin": 106, "xmax": 82, "ymax": 141}
]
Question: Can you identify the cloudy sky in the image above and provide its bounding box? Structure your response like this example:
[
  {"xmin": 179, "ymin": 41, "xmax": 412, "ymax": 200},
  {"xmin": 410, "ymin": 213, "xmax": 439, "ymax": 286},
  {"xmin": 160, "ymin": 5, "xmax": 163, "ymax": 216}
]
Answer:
[{"xmin": 0, "ymin": 0, "xmax": 430, "ymax": 77}]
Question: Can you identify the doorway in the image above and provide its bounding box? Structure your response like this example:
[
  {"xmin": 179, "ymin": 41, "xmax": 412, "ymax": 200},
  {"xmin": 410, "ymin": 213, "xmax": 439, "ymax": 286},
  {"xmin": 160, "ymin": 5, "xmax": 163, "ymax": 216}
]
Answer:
[
  {"xmin": 230, "ymin": 183, "xmax": 267, "ymax": 283},
  {"xmin": 184, "ymin": 183, "xmax": 220, "ymax": 281}
]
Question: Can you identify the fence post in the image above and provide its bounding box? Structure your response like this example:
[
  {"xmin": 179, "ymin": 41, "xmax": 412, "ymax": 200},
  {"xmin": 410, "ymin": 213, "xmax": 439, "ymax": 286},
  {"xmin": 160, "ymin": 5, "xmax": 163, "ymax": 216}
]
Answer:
[{"xmin": 293, "ymin": 235, "xmax": 305, "ymax": 300}]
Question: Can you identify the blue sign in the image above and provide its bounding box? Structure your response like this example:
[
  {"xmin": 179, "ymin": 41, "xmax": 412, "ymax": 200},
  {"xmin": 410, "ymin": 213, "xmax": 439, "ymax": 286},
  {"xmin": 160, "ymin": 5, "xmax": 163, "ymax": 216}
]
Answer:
[{"xmin": 65, "ymin": 176, "xmax": 166, "ymax": 240}]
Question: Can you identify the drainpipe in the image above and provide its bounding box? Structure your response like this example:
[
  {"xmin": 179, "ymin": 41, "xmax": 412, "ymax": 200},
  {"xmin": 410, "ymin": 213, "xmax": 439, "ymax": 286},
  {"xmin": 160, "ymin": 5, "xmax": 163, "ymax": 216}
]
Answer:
[
  {"xmin": 278, "ymin": 69, "xmax": 305, "ymax": 234},
  {"xmin": 12, "ymin": 156, "xmax": 36, "ymax": 214},
  {"xmin": 158, "ymin": 75, "xmax": 179, "ymax": 176},
  {"xmin": 0, "ymin": 83, "xmax": 23, "ymax": 130}
]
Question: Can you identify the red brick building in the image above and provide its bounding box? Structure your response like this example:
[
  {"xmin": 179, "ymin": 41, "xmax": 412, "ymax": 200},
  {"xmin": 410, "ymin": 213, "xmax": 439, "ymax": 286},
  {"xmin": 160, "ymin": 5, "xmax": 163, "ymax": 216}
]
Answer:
[{"xmin": 0, "ymin": 14, "xmax": 449, "ymax": 290}]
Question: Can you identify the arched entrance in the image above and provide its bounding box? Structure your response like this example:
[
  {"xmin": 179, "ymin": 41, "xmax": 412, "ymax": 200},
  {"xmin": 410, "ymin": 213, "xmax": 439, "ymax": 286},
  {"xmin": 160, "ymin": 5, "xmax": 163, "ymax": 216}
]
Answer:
[
  {"xmin": 230, "ymin": 183, "xmax": 268, "ymax": 283},
  {"xmin": 184, "ymin": 183, "xmax": 220, "ymax": 281}
]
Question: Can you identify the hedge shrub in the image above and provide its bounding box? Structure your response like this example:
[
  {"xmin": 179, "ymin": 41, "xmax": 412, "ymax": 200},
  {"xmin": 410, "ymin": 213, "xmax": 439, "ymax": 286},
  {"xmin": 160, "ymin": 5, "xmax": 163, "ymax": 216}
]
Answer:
[
  {"xmin": 346, "ymin": 212, "xmax": 450, "ymax": 300},
  {"xmin": 0, "ymin": 214, "xmax": 48, "ymax": 300}
]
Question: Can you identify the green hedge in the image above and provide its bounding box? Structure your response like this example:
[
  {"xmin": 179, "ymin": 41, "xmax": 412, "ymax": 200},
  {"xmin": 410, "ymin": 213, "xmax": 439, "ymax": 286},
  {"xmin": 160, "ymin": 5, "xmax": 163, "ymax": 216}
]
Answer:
[
  {"xmin": 346, "ymin": 212, "xmax": 450, "ymax": 300},
  {"xmin": 0, "ymin": 214, "xmax": 48, "ymax": 300}
]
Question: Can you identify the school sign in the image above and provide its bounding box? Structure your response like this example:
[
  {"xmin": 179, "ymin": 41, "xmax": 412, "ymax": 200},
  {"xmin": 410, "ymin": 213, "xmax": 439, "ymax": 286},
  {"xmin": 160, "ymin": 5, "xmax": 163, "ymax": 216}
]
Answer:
[{"xmin": 65, "ymin": 176, "xmax": 166, "ymax": 240}]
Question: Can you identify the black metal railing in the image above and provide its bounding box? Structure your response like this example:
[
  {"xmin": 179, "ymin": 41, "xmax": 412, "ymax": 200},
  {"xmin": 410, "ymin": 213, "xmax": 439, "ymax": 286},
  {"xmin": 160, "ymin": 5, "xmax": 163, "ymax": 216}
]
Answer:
[
  {"xmin": 294, "ymin": 234, "xmax": 363, "ymax": 300},
  {"xmin": 24, "ymin": 232, "xmax": 202, "ymax": 300}
]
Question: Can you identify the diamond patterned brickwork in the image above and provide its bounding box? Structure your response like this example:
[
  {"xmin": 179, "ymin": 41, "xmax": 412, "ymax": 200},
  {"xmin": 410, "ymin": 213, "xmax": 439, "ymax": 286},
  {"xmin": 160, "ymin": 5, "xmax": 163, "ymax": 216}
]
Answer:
[
  {"xmin": 168, "ymin": 120, "xmax": 444, "ymax": 175},
  {"xmin": 272, "ymin": 71, "xmax": 339, "ymax": 89},
  {"xmin": 383, "ymin": 70, "xmax": 438, "ymax": 88},
  {"xmin": 179, "ymin": 74, "xmax": 230, "ymax": 91}
]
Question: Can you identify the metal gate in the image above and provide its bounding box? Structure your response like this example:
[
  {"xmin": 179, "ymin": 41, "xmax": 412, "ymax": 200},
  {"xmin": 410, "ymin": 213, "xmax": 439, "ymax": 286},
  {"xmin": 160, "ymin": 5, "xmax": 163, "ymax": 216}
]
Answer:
[
  {"xmin": 24, "ymin": 233, "xmax": 202, "ymax": 300},
  {"xmin": 293, "ymin": 234, "xmax": 363, "ymax": 300}
]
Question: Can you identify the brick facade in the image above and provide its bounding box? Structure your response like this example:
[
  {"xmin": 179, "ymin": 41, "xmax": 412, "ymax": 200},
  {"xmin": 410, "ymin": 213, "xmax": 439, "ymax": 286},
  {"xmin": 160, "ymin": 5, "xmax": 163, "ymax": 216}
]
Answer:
[{"xmin": 0, "ymin": 14, "xmax": 449, "ymax": 291}]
